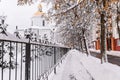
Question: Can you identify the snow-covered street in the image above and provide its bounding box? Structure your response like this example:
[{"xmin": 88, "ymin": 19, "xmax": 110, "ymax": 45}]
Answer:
[{"xmin": 49, "ymin": 49, "xmax": 120, "ymax": 80}]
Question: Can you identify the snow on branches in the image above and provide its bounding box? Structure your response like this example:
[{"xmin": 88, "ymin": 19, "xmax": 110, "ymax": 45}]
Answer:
[{"xmin": 47, "ymin": 0, "xmax": 96, "ymax": 55}]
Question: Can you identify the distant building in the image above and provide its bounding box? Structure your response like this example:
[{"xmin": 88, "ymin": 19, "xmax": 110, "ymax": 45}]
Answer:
[
  {"xmin": 24, "ymin": 26, "xmax": 54, "ymax": 43},
  {"xmin": 17, "ymin": 3, "xmax": 55, "ymax": 44},
  {"xmin": 31, "ymin": 4, "xmax": 46, "ymax": 27},
  {"xmin": 95, "ymin": 3, "xmax": 120, "ymax": 51}
]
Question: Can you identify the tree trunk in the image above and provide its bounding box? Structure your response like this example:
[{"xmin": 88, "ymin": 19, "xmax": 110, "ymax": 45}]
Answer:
[
  {"xmin": 117, "ymin": 2, "xmax": 120, "ymax": 39},
  {"xmin": 82, "ymin": 28, "xmax": 90, "ymax": 56},
  {"xmin": 80, "ymin": 38, "xmax": 84, "ymax": 53},
  {"xmin": 84, "ymin": 36, "xmax": 90, "ymax": 56},
  {"xmin": 100, "ymin": 12, "xmax": 108, "ymax": 63}
]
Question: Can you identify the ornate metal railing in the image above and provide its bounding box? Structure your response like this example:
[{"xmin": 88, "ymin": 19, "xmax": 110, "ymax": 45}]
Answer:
[{"xmin": 0, "ymin": 31, "xmax": 69, "ymax": 80}]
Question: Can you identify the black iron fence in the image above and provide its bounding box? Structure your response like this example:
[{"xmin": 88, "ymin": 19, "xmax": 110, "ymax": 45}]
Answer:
[{"xmin": 0, "ymin": 31, "xmax": 69, "ymax": 80}]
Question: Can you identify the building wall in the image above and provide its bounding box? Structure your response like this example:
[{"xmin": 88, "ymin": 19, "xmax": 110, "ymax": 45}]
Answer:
[
  {"xmin": 95, "ymin": 37, "xmax": 120, "ymax": 51},
  {"xmin": 111, "ymin": 3, "xmax": 119, "ymax": 39},
  {"xmin": 115, "ymin": 39, "xmax": 120, "ymax": 51},
  {"xmin": 39, "ymin": 29, "xmax": 54, "ymax": 42},
  {"xmin": 32, "ymin": 16, "xmax": 45, "ymax": 27},
  {"xmin": 112, "ymin": 15, "xmax": 119, "ymax": 39},
  {"xmin": 24, "ymin": 28, "xmax": 54, "ymax": 42}
]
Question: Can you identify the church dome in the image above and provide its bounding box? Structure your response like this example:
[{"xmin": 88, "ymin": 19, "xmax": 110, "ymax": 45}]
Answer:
[
  {"xmin": 38, "ymin": 4, "xmax": 42, "ymax": 12},
  {"xmin": 34, "ymin": 11, "xmax": 45, "ymax": 16},
  {"xmin": 33, "ymin": 3, "xmax": 45, "ymax": 16}
]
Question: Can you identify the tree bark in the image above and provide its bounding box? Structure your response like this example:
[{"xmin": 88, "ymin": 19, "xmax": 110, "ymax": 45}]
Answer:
[
  {"xmin": 100, "ymin": 11, "xmax": 108, "ymax": 63},
  {"xmin": 80, "ymin": 38, "xmax": 84, "ymax": 52},
  {"xmin": 82, "ymin": 28, "xmax": 90, "ymax": 56},
  {"xmin": 116, "ymin": 2, "xmax": 120, "ymax": 39}
]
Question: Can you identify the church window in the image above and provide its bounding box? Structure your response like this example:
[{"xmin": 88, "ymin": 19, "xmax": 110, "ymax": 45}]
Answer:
[{"xmin": 43, "ymin": 20, "xmax": 45, "ymax": 26}]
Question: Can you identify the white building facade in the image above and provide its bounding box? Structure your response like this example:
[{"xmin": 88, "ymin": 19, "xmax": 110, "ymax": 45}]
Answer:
[{"xmin": 17, "ymin": 4, "xmax": 55, "ymax": 44}]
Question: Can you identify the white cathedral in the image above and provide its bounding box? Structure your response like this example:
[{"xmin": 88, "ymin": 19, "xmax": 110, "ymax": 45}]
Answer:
[{"xmin": 18, "ymin": 4, "xmax": 55, "ymax": 44}]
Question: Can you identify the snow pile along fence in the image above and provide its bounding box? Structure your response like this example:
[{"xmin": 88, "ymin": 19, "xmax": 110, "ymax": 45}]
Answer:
[{"xmin": 50, "ymin": 50, "xmax": 120, "ymax": 80}]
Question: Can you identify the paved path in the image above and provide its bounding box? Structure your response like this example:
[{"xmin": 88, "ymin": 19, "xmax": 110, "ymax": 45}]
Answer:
[
  {"xmin": 89, "ymin": 49, "xmax": 120, "ymax": 66},
  {"xmin": 50, "ymin": 50, "xmax": 94, "ymax": 80},
  {"xmin": 89, "ymin": 49, "xmax": 120, "ymax": 57}
]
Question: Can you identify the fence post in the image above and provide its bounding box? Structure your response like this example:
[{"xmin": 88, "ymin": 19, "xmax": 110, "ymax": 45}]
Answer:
[
  {"xmin": 54, "ymin": 47, "xmax": 56, "ymax": 74},
  {"xmin": 25, "ymin": 43, "xmax": 31, "ymax": 80}
]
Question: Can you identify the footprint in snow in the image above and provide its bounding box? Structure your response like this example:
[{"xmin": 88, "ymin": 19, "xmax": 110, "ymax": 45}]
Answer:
[{"xmin": 69, "ymin": 74, "xmax": 77, "ymax": 80}]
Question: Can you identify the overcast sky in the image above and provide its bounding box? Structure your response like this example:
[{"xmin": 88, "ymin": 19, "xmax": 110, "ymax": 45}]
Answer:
[{"xmin": 0, "ymin": 0, "xmax": 49, "ymax": 33}]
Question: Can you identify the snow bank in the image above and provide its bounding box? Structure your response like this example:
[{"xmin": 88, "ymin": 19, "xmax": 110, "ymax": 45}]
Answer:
[
  {"xmin": 49, "ymin": 50, "xmax": 94, "ymax": 80},
  {"xmin": 49, "ymin": 49, "xmax": 120, "ymax": 80},
  {"xmin": 79, "ymin": 51, "xmax": 120, "ymax": 80}
]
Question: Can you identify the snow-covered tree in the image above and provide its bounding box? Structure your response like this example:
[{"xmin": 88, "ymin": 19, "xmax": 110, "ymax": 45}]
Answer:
[
  {"xmin": 45, "ymin": 0, "xmax": 98, "ymax": 56},
  {"xmin": 94, "ymin": 0, "xmax": 119, "ymax": 63},
  {"xmin": 16, "ymin": 0, "xmax": 119, "ymax": 62}
]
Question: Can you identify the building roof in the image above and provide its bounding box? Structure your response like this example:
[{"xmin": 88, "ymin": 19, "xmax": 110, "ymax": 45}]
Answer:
[{"xmin": 33, "ymin": 11, "xmax": 45, "ymax": 16}]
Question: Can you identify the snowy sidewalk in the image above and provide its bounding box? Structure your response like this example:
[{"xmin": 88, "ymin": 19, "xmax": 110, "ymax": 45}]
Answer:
[
  {"xmin": 89, "ymin": 49, "xmax": 120, "ymax": 57},
  {"xmin": 49, "ymin": 49, "xmax": 120, "ymax": 80}
]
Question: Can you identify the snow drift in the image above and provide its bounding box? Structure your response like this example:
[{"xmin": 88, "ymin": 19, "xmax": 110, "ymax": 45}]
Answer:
[{"xmin": 49, "ymin": 49, "xmax": 120, "ymax": 80}]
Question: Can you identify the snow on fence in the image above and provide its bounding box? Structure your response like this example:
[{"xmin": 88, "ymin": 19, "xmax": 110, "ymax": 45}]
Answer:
[{"xmin": 0, "ymin": 31, "xmax": 69, "ymax": 80}]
